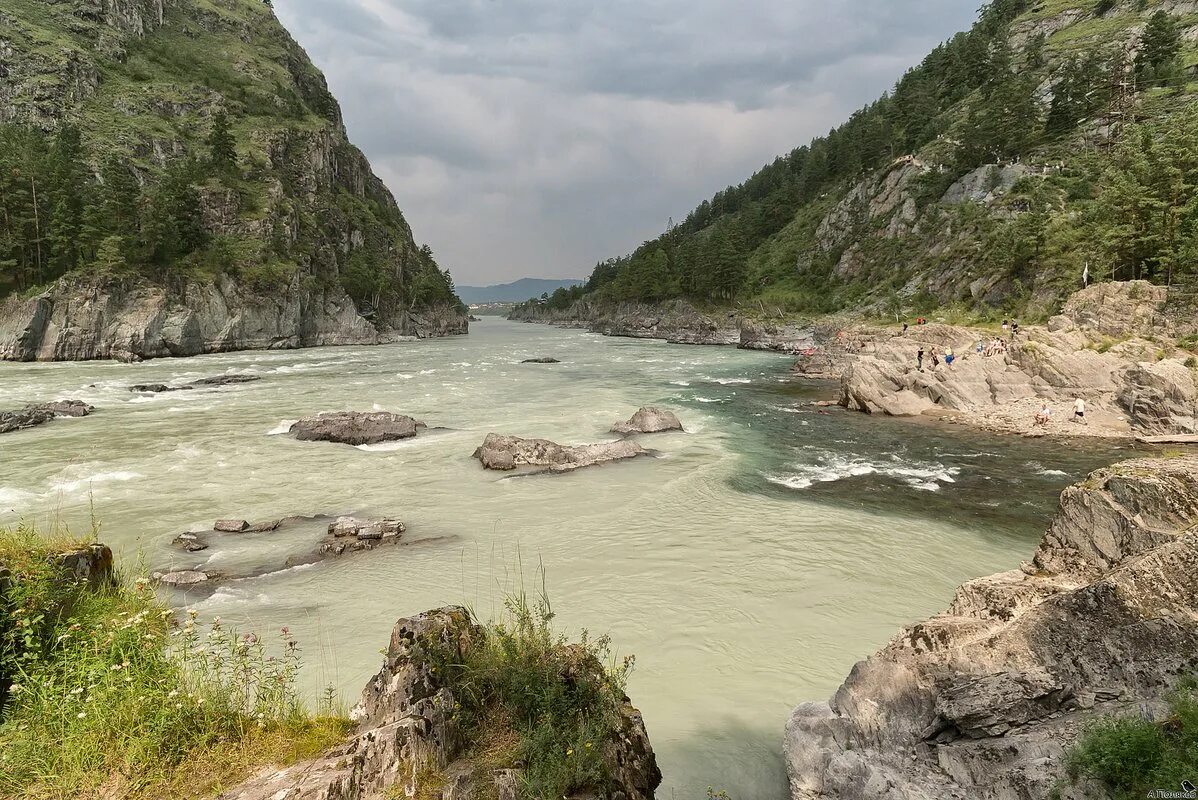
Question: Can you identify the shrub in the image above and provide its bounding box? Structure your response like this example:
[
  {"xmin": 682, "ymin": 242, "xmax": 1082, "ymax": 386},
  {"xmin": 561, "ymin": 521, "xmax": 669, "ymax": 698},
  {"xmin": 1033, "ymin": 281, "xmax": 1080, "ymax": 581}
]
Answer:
[
  {"xmin": 0, "ymin": 525, "xmax": 348, "ymax": 800},
  {"xmin": 1063, "ymin": 680, "xmax": 1198, "ymax": 799},
  {"xmin": 432, "ymin": 588, "xmax": 635, "ymax": 799}
]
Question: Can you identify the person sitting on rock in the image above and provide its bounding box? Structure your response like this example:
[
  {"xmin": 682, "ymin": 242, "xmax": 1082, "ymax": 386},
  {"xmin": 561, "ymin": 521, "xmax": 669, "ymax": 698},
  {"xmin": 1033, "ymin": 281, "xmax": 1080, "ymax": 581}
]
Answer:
[
  {"xmin": 930, "ymin": 348, "xmax": 940, "ymax": 370},
  {"xmin": 1035, "ymin": 404, "xmax": 1052, "ymax": 426}
]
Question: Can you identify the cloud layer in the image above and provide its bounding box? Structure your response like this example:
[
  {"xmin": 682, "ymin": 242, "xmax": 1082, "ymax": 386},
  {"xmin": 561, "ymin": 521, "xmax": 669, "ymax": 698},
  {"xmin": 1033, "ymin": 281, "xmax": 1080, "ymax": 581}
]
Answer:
[{"xmin": 275, "ymin": 0, "xmax": 980, "ymax": 284}]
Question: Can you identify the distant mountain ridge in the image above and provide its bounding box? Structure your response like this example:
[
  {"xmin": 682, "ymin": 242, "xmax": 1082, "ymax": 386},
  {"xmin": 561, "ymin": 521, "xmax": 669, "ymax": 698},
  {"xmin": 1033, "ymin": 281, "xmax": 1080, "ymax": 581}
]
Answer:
[{"xmin": 457, "ymin": 278, "xmax": 583, "ymax": 304}]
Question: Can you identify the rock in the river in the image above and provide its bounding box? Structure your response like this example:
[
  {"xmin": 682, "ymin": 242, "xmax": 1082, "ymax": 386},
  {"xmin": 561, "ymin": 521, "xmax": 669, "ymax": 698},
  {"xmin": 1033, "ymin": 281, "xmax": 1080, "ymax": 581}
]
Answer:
[
  {"xmin": 473, "ymin": 433, "xmax": 647, "ymax": 472},
  {"xmin": 521, "ymin": 357, "xmax": 561, "ymax": 363},
  {"xmin": 785, "ymin": 455, "xmax": 1198, "ymax": 800},
  {"xmin": 130, "ymin": 374, "xmax": 260, "ymax": 393},
  {"xmin": 153, "ymin": 570, "xmax": 215, "ymax": 587},
  {"xmin": 213, "ymin": 519, "xmax": 250, "ymax": 532},
  {"xmin": 217, "ymin": 606, "xmax": 661, "ymax": 800},
  {"xmin": 0, "ymin": 400, "xmax": 95, "ymax": 434},
  {"xmin": 290, "ymin": 411, "xmax": 425, "ymax": 446},
  {"xmin": 172, "ymin": 533, "xmax": 208, "ymax": 553},
  {"xmin": 318, "ymin": 516, "xmax": 405, "ymax": 556},
  {"xmin": 612, "ymin": 406, "xmax": 684, "ymax": 435}
]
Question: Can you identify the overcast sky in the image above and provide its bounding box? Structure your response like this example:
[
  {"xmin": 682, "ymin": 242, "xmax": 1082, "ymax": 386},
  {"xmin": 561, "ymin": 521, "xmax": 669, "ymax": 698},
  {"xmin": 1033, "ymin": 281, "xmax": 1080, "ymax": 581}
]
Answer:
[{"xmin": 274, "ymin": 1, "xmax": 980, "ymax": 285}]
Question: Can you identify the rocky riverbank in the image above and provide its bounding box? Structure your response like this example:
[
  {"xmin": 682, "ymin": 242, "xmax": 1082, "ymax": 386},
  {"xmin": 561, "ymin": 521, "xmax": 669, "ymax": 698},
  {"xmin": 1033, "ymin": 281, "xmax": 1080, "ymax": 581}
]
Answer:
[
  {"xmin": 509, "ymin": 298, "xmax": 814, "ymax": 353},
  {"xmin": 784, "ymin": 453, "xmax": 1198, "ymax": 800},
  {"xmin": 831, "ymin": 282, "xmax": 1197, "ymax": 439},
  {"xmin": 0, "ymin": 275, "xmax": 468, "ymax": 363}
]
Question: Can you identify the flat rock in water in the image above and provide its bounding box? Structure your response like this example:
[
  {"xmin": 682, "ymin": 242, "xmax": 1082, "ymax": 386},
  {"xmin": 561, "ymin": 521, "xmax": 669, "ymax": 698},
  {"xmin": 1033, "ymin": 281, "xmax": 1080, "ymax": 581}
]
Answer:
[
  {"xmin": 521, "ymin": 357, "xmax": 561, "ymax": 363},
  {"xmin": 611, "ymin": 407, "xmax": 683, "ymax": 435},
  {"xmin": 245, "ymin": 519, "xmax": 282, "ymax": 532},
  {"xmin": 318, "ymin": 516, "xmax": 406, "ymax": 557},
  {"xmin": 0, "ymin": 400, "xmax": 96, "ymax": 434},
  {"xmin": 154, "ymin": 570, "xmax": 214, "ymax": 587},
  {"xmin": 290, "ymin": 411, "xmax": 425, "ymax": 445},
  {"xmin": 473, "ymin": 433, "xmax": 647, "ymax": 472},
  {"xmin": 130, "ymin": 375, "xmax": 260, "ymax": 393},
  {"xmin": 214, "ymin": 519, "xmax": 250, "ymax": 532}
]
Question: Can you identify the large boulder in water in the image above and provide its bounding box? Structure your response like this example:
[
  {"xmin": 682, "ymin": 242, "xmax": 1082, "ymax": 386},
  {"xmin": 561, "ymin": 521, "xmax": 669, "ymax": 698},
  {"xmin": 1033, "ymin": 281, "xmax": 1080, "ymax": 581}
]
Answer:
[
  {"xmin": 611, "ymin": 407, "xmax": 683, "ymax": 435},
  {"xmin": 473, "ymin": 433, "xmax": 647, "ymax": 472},
  {"xmin": 290, "ymin": 411, "xmax": 425, "ymax": 446}
]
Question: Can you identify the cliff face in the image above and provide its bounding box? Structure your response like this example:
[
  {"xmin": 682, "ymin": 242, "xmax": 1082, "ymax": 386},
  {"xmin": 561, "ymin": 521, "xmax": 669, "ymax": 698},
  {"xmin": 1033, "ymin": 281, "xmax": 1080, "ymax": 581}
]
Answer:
[
  {"xmin": 0, "ymin": 0, "xmax": 467, "ymax": 361},
  {"xmin": 785, "ymin": 455, "xmax": 1198, "ymax": 800}
]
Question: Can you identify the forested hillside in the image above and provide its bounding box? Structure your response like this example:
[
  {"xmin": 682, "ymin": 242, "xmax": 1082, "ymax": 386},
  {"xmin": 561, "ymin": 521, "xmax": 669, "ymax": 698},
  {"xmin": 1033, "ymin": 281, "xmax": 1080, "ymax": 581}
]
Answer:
[
  {"xmin": 548, "ymin": 0, "xmax": 1198, "ymax": 319},
  {"xmin": 0, "ymin": 0, "xmax": 462, "ymax": 333}
]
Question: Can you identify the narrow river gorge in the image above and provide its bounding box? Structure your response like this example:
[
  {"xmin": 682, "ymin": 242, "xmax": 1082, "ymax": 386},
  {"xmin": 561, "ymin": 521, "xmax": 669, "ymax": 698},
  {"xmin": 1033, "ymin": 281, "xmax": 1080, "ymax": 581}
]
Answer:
[{"xmin": 0, "ymin": 319, "xmax": 1135, "ymax": 798}]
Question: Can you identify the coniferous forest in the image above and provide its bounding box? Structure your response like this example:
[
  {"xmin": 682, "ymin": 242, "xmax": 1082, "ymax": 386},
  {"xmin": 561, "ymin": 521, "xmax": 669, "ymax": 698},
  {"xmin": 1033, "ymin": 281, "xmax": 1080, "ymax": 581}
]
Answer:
[{"xmin": 542, "ymin": 1, "xmax": 1198, "ymax": 318}]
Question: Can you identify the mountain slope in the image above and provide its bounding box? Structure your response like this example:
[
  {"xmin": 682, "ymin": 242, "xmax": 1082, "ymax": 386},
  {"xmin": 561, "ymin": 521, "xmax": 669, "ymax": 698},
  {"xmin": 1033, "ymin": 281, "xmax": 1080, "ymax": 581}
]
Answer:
[
  {"xmin": 456, "ymin": 278, "xmax": 584, "ymax": 304},
  {"xmin": 0, "ymin": 0, "xmax": 466, "ymax": 361},
  {"xmin": 537, "ymin": 0, "xmax": 1198, "ymax": 323}
]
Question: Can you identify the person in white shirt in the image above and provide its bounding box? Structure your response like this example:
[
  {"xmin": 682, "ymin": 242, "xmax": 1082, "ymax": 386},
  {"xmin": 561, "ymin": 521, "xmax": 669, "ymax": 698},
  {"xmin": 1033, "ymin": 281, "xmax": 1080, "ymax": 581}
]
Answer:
[{"xmin": 1073, "ymin": 398, "xmax": 1087, "ymax": 425}]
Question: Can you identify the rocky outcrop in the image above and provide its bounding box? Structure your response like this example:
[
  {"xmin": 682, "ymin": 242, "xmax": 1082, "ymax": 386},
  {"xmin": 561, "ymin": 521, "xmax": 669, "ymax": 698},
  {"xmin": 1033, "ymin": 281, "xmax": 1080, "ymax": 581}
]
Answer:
[
  {"xmin": 0, "ymin": 276, "xmax": 467, "ymax": 363},
  {"xmin": 473, "ymin": 433, "xmax": 648, "ymax": 472},
  {"xmin": 290, "ymin": 412, "xmax": 425, "ymax": 446},
  {"xmin": 218, "ymin": 606, "xmax": 661, "ymax": 800},
  {"xmin": 0, "ymin": 400, "xmax": 95, "ymax": 434},
  {"xmin": 836, "ymin": 282, "xmax": 1198, "ymax": 438},
  {"xmin": 785, "ymin": 455, "xmax": 1198, "ymax": 800},
  {"xmin": 612, "ymin": 407, "xmax": 684, "ymax": 435}
]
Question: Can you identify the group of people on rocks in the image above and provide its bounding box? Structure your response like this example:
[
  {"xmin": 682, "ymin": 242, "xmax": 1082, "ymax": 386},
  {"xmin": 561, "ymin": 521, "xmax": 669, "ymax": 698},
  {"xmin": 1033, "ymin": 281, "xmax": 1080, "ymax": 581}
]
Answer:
[
  {"xmin": 915, "ymin": 345, "xmax": 955, "ymax": 371},
  {"xmin": 1035, "ymin": 398, "xmax": 1088, "ymax": 427}
]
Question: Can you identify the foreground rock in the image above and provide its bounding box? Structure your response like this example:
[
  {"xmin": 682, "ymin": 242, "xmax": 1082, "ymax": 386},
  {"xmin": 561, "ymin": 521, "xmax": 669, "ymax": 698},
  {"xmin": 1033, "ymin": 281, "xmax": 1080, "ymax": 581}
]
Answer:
[
  {"xmin": 473, "ymin": 432, "xmax": 647, "ymax": 472},
  {"xmin": 835, "ymin": 282, "xmax": 1198, "ymax": 438},
  {"xmin": 612, "ymin": 406, "xmax": 684, "ymax": 435},
  {"xmin": 130, "ymin": 374, "xmax": 261, "ymax": 393},
  {"xmin": 218, "ymin": 606, "xmax": 660, "ymax": 800},
  {"xmin": 785, "ymin": 455, "xmax": 1198, "ymax": 800},
  {"xmin": 290, "ymin": 411, "xmax": 425, "ymax": 446},
  {"xmin": 0, "ymin": 400, "xmax": 95, "ymax": 435}
]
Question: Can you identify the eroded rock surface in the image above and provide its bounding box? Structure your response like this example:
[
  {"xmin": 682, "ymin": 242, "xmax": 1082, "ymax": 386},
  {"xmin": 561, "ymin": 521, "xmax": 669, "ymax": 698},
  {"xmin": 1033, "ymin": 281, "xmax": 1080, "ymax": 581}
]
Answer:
[
  {"xmin": 836, "ymin": 282, "xmax": 1198, "ymax": 438},
  {"xmin": 785, "ymin": 455, "xmax": 1198, "ymax": 800},
  {"xmin": 290, "ymin": 412, "xmax": 425, "ymax": 446},
  {"xmin": 473, "ymin": 433, "xmax": 647, "ymax": 472},
  {"xmin": 612, "ymin": 407, "xmax": 684, "ymax": 435},
  {"xmin": 218, "ymin": 606, "xmax": 661, "ymax": 800}
]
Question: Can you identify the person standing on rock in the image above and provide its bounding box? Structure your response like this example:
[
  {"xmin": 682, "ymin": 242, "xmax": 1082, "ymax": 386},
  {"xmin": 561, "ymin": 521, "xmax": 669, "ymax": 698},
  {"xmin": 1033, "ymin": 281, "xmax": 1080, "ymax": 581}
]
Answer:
[
  {"xmin": 917, "ymin": 346, "xmax": 925, "ymax": 371},
  {"xmin": 1011, "ymin": 320, "xmax": 1020, "ymax": 339},
  {"xmin": 930, "ymin": 348, "xmax": 940, "ymax": 370},
  {"xmin": 902, "ymin": 321, "xmax": 909, "ymax": 336},
  {"xmin": 1073, "ymin": 397, "xmax": 1087, "ymax": 425},
  {"xmin": 944, "ymin": 346, "xmax": 955, "ymax": 370},
  {"xmin": 1002, "ymin": 319, "xmax": 1009, "ymax": 336}
]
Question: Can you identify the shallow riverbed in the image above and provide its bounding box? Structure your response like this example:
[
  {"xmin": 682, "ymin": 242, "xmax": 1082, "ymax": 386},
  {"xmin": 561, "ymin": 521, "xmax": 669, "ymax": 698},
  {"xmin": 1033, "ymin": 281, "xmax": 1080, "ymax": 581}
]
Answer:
[{"xmin": 0, "ymin": 319, "xmax": 1136, "ymax": 797}]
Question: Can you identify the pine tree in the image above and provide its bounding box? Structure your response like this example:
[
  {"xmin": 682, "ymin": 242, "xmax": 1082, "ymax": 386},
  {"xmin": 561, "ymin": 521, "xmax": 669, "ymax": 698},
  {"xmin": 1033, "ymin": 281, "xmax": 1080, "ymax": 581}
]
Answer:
[
  {"xmin": 207, "ymin": 111, "xmax": 237, "ymax": 176},
  {"xmin": 1136, "ymin": 11, "xmax": 1181, "ymax": 86}
]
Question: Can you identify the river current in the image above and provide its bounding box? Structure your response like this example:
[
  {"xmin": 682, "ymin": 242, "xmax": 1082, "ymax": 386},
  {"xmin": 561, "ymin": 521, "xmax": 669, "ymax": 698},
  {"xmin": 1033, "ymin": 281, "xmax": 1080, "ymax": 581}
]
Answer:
[{"xmin": 0, "ymin": 319, "xmax": 1134, "ymax": 797}]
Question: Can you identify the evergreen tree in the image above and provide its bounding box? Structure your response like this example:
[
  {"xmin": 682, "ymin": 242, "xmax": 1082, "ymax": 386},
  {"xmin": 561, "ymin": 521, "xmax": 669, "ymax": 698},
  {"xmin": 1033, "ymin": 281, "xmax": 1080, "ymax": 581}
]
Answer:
[
  {"xmin": 207, "ymin": 111, "xmax": 237, "ymax": 176},
  {"xmin": 1136, "ymin": 11, "xmax": 1181, "ymax": 86}
]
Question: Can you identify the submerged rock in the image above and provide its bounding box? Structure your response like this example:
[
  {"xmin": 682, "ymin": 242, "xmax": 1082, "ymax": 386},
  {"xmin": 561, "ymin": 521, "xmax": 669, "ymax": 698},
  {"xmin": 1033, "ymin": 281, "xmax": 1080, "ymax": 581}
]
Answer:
[
  {"xmin": 153, "ymin": 570, "xmax": 215, "ymax": 587},
  {"xmin": 217, "ymin": 606, "xmax": 661, "ymax": 800},
  {"xmin": 290, "ymin": 411, "xmax": 425, "ymax": 446},
  {"xmin": 521, "ymin": 357, "xmax": 561, "ymax": 363},
  {"xmin": 611, "ymin": 406, "xmax": 684, "ymax": 435},
  {"xmin": 0, "ymin": 400, "xmax": 95, "ymax": 434},
  {"xmin": 785, "ymin": 455, "xmax": 1198, "ymax": 800},
  {"xmin": 473, "ymin": 432, "xmax": 647, "ymax": 472},
  {"xmin": 130, "ymin": 374, "xmax": 260, "ymax": 393}
]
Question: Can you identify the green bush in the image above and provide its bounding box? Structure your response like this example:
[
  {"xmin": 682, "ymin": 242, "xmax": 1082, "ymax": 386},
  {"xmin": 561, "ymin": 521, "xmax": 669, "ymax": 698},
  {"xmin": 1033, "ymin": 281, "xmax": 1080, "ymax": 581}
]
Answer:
[
  {"xmin": 1063, "ymin": 681, "xmax": 1198, "ymax": 799},
  {"xmin": 433, "ymin": 589, "xmax": 635, "ymax": 799},
  {"xmin": 0, "ymin": 525, "xmax": 348, "ymax": 800}
]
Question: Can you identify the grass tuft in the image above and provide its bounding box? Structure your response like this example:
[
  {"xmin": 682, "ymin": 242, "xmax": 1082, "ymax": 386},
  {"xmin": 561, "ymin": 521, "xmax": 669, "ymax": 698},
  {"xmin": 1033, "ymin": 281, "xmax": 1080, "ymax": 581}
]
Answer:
[{"xmin": 0, "ymin": 523, "xmax": 349, "ymax": 800}]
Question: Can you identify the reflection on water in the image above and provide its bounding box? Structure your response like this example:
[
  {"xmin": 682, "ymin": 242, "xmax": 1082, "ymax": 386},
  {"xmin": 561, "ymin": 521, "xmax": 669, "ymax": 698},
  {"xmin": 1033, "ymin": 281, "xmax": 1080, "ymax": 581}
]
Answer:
[{"xmin": 0, "ymin": 319, "xmax": 1136, "ymax": 798}]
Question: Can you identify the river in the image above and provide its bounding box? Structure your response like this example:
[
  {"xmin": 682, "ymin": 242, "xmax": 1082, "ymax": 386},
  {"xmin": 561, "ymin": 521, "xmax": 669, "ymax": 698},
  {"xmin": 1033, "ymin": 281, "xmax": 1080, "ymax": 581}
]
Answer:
[{"xmin": 0, "ymin": 318, "xmax": 1135, "ymax": 798}]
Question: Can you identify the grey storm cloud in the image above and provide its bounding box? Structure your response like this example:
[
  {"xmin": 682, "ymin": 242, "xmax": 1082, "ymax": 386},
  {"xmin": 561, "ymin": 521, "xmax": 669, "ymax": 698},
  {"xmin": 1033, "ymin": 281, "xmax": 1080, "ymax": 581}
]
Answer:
[{"xmin": 274, "ymin": 0, "xmax": 980, "ymax": 284}]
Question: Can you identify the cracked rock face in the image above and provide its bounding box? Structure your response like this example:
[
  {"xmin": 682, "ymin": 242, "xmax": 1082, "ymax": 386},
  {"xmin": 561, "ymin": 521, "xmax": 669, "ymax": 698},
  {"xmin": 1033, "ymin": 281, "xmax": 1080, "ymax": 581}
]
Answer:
[{"xmin": 785, "ymin": 456, "xmax": 1198, "ymax": 800}]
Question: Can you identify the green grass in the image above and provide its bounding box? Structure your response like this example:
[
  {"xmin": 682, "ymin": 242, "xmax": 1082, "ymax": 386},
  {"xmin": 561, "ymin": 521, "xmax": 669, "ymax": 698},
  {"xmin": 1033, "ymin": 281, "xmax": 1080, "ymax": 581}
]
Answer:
[
  {"xmin": 1059, "ymin": 680, "xmax": 1198, "ymax": 799},
  {"xmin": 430, "ymin": 588, "xmax": 636, "ymax": 799},
  {"xmin": 0, "ymin": 524, "xmax": 349, "ymax": 800}
]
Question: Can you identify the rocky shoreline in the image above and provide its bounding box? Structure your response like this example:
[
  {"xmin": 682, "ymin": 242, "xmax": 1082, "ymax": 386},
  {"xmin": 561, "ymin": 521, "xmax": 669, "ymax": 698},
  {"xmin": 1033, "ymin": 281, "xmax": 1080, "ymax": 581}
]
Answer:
[
  {"xmin": 0, "ymin": 275, "xmax": 468, "ymax": 363},
  {"xmin": 784, "ymin": 453, "xmax": 1198, "ymax": 800}
]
